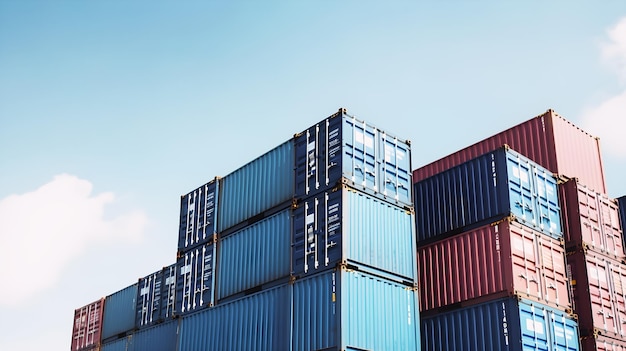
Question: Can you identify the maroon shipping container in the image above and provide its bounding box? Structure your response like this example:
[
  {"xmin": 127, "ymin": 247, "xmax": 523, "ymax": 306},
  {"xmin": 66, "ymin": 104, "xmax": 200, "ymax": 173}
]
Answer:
[
  {"xmin": 581, "ymin": 334, "xmax": 626, "ymax": 351},
  {"xmin": 413, "ymin": 109, "xmax": 607, "ymax": 194},
  {"xmin": 568, "ymin": 249, "xmax": 626, "ymax": 339},
  {"xmin": 560, "ymin": 178, "xmax": 624, "ymax": 259},
  {"xmin": 418, "ymin": 218, "xmax": 571, "ymax": 313},
  {"xmin": 71, "ymin": 298, "xmax": 104, "ymax": 351}
]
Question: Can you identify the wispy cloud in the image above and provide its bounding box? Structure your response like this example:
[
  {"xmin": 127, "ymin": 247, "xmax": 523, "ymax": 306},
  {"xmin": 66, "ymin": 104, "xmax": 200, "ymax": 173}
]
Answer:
[
  {"xmin": 0, "ymin": 174, "xmax": 148, "ymax": 306},
  {"xmin": 581, "ymin": 17, "xmax": 626, "ymax": 158}
]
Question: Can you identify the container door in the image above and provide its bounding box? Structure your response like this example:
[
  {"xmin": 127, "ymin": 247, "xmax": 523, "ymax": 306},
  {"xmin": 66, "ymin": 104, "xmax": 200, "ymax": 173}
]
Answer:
[
  {"xmin": 599, "ymin": 196, "xmax": 625, "ymax": 258},
  {"xmin": 609, "ymin": 262, "xmax": 626, "ymax": 338},
  {"xmin": 506, "ymin": 152, "xmax": 536, "ymax": 229},
  {"xmin": 545, "ymin": 309, "xmax": 580, "ymax": 351},
  {"xmin": 536, "ymin": 234, "xmax": 570, "ymax": 310},
  {"xmin": 534, "ymin": 169, "xmax": 561, "ymax": 237},
  {"xmin": 510, "ymin": 224, "xmax": 542, "ymax": 302},
  {"xmin": 586, "ymin": 256, "xmax": 620, "ymax": 337},
  {"xmin": 176, "ymin": 243, "xmax": 215, "ymax": 314},
  {"xmin": 344, "ymin": 116, "xmax": 377, "ymax": 192},
  {"xmin": 518, "ymin": 302, "xmax": 550, "ymax": 351},
  {"xmin": 578, "ymin": 185, "xmax": 606, "ymax": 252},
  {"xmin": 161, "ymin": 264, "xmax": 176, "ymax": 319},
  {"xmin": 136, "ymin": 271, "xmax": 162, "ymax": 327},
  {"xmin": 179, "ymin": 190, "xmax": 198, "ymax": 250},
  {"xmin": 379, "ymin": 130, "xmax": 411, "ymax": 205}
]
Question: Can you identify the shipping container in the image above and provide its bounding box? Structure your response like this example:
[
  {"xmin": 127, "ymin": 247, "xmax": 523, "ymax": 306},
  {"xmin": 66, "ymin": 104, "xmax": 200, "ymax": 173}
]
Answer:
[
  {"xmin": 292, "ymin": 184, "xmax": 416, "ymax": 283},
  {"xmin": 178, "ymin": 284, "xmax": 291, "ymax": 351},
  {"xmin": 71, "ymin": 298, "xmax": 105, "ymax": 351},
  {"xmin": 132, "ymin": 320, "xmax": 178, "ymax": 351},
  {"xmin": 102, "ymin": 284, "xmax": 138, "ymax": 342},
  {"xmin": 217, "ymin": 208, "xmax": 291, "ymax": 301},
  {"xmin": 292, "ymin": 268, "xmax": 420, "ymax": 351},
  {"xmin": 178, "ymin": 178, "xmax": 219, "ymax": 252},
  {"xmin": 617, "ymin": 196, "xmax": 626, "ymax": 253},
  {"xmin": 419, "ymin": 219, "xmax": 570, "ymax": 312},
  {"xmin": 568, "ymin": 249, "xmax": 626, "ymax": 339},
  {"xmin": 176, "ymin": 242, "xmax": 215, "ymax": 315},
  {"xmin": 560, "ymin": 179, "xmax": 624, "ymax": 258},
  {"xmin": 421, "ymin": 297, "xmax": 580, "ymax": 351},
  {"xmin": 581, "ymin": 334, "xmax": 626, "ymax": 351},
  {"xmin": 414, "ymin": 146, "xmax": 562, "ymax": 243},
  {"xmin": 101, "ymin": 337, "xmax": 129, "ymax": 351},
  {"xmin": 218, "ymin": 140, "xmax": 294, "ymax": 233},
  {"xmin": 413, "ymin": 109, "xmax": 606, "ymax": 193},
  {"xmin": 135, "ymin": 264, "xmax": 177, "ymax": 329},
  {"xmin": 295, "ymin": 108, "xmax": 412, "ymax": 207}
]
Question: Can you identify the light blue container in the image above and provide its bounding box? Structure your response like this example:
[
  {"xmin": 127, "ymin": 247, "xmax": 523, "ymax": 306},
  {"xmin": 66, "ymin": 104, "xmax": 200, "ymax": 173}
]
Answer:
[
  {"xmin": 101, "ymin": 337, "xmax": 130, "ymax": 351},
  {"xmin": 293, "ymin": 185, "xmax": 416, "ymax": 283},
  {"xmin": 217, "ymin": 208, "xmax": 291, "ymax": 301},
  {"xmin": 421, "ymin": 297, "xmax": 580, "ymax": 351},
  {"xmin": 178, "ymin": 284, "xmax": 291, "ymax": 351},
  {"xmin": 218, "ymin": 140, "xmax": 294, "ymax": 233},
  {"xmin": 414, "ymin": 146, "xmax": 562, "ymax": 243},
  {"xmin": 292, "ymin": 268, "xmax": 420, "ymax": 351},
  {"xmin": 102, "ymin": 283, "xmax": 138, "ymax": 341},
  {"xmin": 295, "ymin": 108, "xmax": 413, "ymax": 207}
]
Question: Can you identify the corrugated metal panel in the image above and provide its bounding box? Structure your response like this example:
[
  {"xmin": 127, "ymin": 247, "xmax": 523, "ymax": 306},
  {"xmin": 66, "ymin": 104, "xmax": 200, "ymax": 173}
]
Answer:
[
  {"xmin": 217, "ymin": 208, "xmax": 291, "ymax": 301},
  {"xmin": 618, "ymin": 196, "xmax": 626, "ymax": 253},
  {"xmin": 131, "ymin": 320, "xmax": 178, "ymax": 351},
  {"xmin": 419, "ymin": 219, "xmax": 570, "ymax": 312},
  {"xmin": 568, "ymin": 250, "xmax": 626, "ymax": 339},
  {"xmin": 560, "ymin": 179, "xmax": 624, "ymax": 259},
  {"xmin": 71, "ymin": 298, "xmax": 105, "ymax": 351},
  {"xmin": 421, "ymin": 297, "xmax": 579, "ymax": 351},
  {"xmin": 178, "ymin": 284, "xmax": 291, "ymax": 351},
  {"xmin": 295, "ymin": 108, "xmax": 412, "ymax": 207},
  {"xmin": 102, "ymin": 284, "xmax": 138, "ymax": 341},
  {"xmin": 292, "ymin": 185, "xmax": 416, "ymax": 282},
  {"xmin": 135, "ymin": 270, "xmax": 162, "ymax": 328},
  {"xmin": 176, "ymin": 242, "xmax": 215, "ymax": 316},
  {"xmin": 218, "ymin": 140, "xmax": 294, "ymax": 233},
  {"xmin": 101, "ymin": 337, "xmax": 129, "ymax": 351},
  {"xmin": 414, "ymin": 146, "xmax": 561, "ymax": 243},
  {"xmin": 292, "ymin": 268, "xmax": 419, "ymax": 351},
  {"xmin": 178, "ymin": 178, "xmax": 219, "ymax": 252},
  {"xmin": 581, "ymin": 334, "xmax": 626, "ymax": 351},
  {"xmin": 413, "ymin": 109, "xmax": 606, "ymax": 193}
]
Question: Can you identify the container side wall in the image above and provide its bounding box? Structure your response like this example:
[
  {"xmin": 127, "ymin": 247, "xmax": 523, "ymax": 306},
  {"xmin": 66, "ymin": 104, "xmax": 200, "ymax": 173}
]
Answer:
[
  {"xmin": 102, "ymin": 284, "xmax": 138, "ymax": 341},
  {"xmin": 101, "ymin": 337, "xmax": 129, "ymax": 351},
  {"xmin": 178, "ymin": 284, "xmax": 291, "ymax": 351},
  {"xmin": 218, "ymin": 140, "xmax": 294, "ymax": 232},
  {"xmin": 581, "ymin": 334, "xmax": 626, "ymax": 351},
  {"xmin": 131, "ymin": 320, "xmax": 178, "ymax": 351},
  {"xmin": 217, "ymin": 209, "xmax": 291, "ymax": 300}
]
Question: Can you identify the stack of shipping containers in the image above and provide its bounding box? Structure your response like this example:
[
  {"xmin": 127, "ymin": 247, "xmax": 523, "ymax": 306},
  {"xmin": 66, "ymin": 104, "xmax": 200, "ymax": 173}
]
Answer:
[
  {"xmin": 413, "ymin": 109, "xmax": 610, "ymax": 351},
  {"xmin": 70, "ymin": 108, "xmax": 421, "ymax": 351}
]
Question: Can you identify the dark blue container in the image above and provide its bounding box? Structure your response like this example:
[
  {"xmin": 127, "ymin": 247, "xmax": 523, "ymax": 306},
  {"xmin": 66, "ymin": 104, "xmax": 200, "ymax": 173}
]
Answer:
[
  {"xmin": 414, "ymin": 146, "xmax": 562, "ymax": 244},
  {"xmin": 176, "ymin": 242, "xmax": 215, "ymax": 316},
  {"xmin": 421, "ymin": 297, "xmax": 580, "ymax": 351},
  {"xmin": 618, "ymin": 195, "xmax": 626, "ymax": 252},
  {"xmin": 292, "ymin": 184, "xmax": 416, "ymax": 283},
  {"xmin": 178, "ymin": 178, "xmax": 219, "ymax": 253},
  {"xmin": 102, "ymin": 283, "xmax": 138, "ymax": 341},
  {"xmin": 295, "ymin": 108, "xmax": 412, "ymax": 207},
  {"xmin": 132, "ymin": 320, "xmax": 179, "ymax": 351},
  {"xmin": 135, "ymin": 264, "xmax": 177, "ymax": 329}
]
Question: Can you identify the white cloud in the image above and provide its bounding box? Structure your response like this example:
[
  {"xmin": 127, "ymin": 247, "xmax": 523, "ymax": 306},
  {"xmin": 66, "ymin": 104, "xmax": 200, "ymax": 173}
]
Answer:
[
  {"xmin": 0, "ymin": 174, "xmax": 148, "ymax": 306},
  {"xmin": 581, "ymin": 17, "xmax": 626, "ymax": 159},
  {"xmin": 601, "ymin": 17, "xmax": 626, "ymax": 83}
]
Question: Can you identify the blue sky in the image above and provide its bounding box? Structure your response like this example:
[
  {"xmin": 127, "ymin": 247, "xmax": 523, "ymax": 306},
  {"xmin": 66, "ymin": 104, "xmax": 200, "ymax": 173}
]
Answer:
[{"xmin": 1, "ymin": 2, "xmax": 626, "ymax": 350}]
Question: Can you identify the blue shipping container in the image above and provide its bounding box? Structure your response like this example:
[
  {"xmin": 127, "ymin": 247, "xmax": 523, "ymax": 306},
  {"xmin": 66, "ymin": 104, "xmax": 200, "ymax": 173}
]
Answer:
[
  {"xmin": 101, "ymin": 337, "xmax": 130, "ymax": 351},
  {"xmin": 292, "ymin": 268, "xmax": 420, "ymax": 351},
  {"xmin": 176, "ymin": 243, "xmax": 215, "ymax": 316},
  {"xmin": 295, "ymin": 108, "xmax": 413, "ymax": 207},
  {"xmin": 102, "ymin": 283, "xmax": 138, "ymax": 341},
  {"xmin": 132, "ymin": 320, "xmax": 178, "ymax": 351},
  {"xmin": 178, "ymin": 284, "xmax": 291, "ymax": 351},
  {"xmin": 217, "ymin": 208, "xmax": 291, "ymax": 301},
  {"xmin": 293, "ymin": 185, "xmax": 416, "ymax": 282},
  {"xmin": 421, "ymin": 297, "xmax": 580, "ymax": 351},
  {"xmin": 178, "ymin": 178, "xmax": 219, "ymax": 252},
  {"xmin": 618, "ymin": 196, "xmax": 626, "ymax": 252},
  {"xmin": 135, "ymin": 269, "xmax": 162, "ymax": 328},
  {"xmin": 218, "ymin": 140, "xmax": 294, "ymax": 233},
  {"xmin": 161, "ymin": 264, "xmax": 176, "ymax": 320},
  {"xmin": 414, "ymin": 146, "xmax": 562, "ymax": 243}
]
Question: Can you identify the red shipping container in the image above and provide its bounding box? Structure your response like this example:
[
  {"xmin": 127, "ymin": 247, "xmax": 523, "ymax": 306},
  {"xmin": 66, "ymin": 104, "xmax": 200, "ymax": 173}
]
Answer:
[
  {"xmin": 413, "ymin": 109, "xmax": 607, "ymax": 194},
  {"xmin": 418, "ymin": 218, "xmax": 570, "ymax": 313},
  {"xmin": 568, "ymin": 249, "xmax": 626, "ymax": 339},
  {"xmin": 560, "ymin": 178, "xmax": 624, "ymax": 259},
  {"xmin": 71, "ymin": 298, "xmax": 104, "ymax": 351},
  {"xmin": 581, "ymin": 334, "xmax": 626, "ymax": 351}
]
